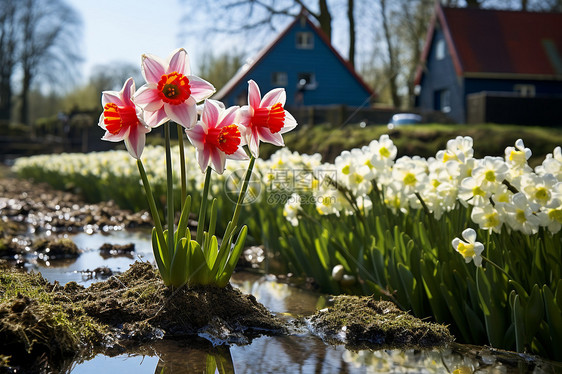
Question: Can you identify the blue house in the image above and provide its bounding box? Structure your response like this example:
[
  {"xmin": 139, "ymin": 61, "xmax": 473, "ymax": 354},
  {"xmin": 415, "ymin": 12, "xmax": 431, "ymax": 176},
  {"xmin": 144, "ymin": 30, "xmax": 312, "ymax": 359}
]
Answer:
[
  {"xmin": 214, "ymin": 12, "xmax": 373, "ymax": 108},
  {"xmin": 414, "ymin": 4, "xmax": 562, "ymax": 124}
]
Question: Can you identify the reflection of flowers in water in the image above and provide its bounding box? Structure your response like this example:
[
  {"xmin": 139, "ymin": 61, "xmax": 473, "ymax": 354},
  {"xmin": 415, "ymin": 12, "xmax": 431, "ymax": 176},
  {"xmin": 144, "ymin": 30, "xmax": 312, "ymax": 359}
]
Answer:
[{"xmin": 342, "ymin": 349, "xmax": 486, "ymax": 373}]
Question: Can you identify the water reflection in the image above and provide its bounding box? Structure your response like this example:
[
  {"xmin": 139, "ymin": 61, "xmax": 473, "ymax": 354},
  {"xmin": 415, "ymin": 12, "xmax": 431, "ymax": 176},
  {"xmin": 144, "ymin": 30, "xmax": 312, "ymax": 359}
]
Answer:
[{"xmin": 151, "ymin": 342, "xmax": 235, "ymax": 374}]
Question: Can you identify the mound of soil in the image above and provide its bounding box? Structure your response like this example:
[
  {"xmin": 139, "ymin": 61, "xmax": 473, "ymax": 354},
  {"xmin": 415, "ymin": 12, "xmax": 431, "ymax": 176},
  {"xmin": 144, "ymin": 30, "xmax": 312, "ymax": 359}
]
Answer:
[
  {"xmin": 0, "ymin": 262, "xmax": 284, "ymax": 372},
  {"xmin": 308, "ymin": 295, "xmax": 453, "ymax": 350}
]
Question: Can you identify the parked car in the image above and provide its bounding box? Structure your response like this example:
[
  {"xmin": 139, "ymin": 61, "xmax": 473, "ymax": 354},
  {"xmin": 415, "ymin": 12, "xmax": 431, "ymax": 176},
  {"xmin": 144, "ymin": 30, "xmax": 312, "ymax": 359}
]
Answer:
[{"xmin": 387, "ymin": 113, "xmax": 422, "ymax": 129}]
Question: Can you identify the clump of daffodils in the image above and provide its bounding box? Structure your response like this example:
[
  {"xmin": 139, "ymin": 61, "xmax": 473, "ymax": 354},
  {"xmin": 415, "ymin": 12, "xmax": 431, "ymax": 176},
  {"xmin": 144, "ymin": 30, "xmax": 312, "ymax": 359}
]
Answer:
[{"xmin": 277, "ymin": 136, "xmax": 561, "ymax": 237}]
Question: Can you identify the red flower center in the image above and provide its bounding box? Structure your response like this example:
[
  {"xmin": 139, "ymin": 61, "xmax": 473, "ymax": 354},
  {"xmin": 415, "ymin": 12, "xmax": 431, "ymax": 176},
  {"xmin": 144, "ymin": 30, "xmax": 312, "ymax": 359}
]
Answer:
[
  {"xmin": 252, "ymin": 102, "xmax": 285, "ymax": 133},
  {"xmin": 103, "ymin": 103, "xmax": 139, "ymax": 135},
  {"xmin": 206, "ymin": 124, "xmax": 241, "ymax": 155},
  {"xmin": 157, "ymin": 72, "xmax": 191, "ymax": 105}
]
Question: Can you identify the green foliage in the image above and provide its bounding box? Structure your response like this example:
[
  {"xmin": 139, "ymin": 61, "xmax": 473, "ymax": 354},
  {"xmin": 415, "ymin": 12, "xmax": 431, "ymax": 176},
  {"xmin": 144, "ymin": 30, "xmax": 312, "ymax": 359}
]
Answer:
[{"xmin": 271, "ymin": 184, "xmax": 562, "ymax": 359}]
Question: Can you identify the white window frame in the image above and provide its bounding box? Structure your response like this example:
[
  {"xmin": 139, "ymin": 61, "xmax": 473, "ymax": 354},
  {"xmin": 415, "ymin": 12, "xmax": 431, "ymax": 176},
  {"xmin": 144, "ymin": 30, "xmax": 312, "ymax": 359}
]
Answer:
[
  {"xmin": 296, "ymin": 32, "xmax": 314, "ymax": 49},
  {"xmin": 441, "ymin": 89, "xmax": 451, "ymax": 113},
  {"xmin": 514, "ymin": 84, "xmax": 536, "ymax": 97},
  {"xmin": 271, "ymin": 72, "xmax": 288, "ymax": 86},
  {"xmin": 436, "ymin": 39, "xmax": 445, "ymax": 60}
]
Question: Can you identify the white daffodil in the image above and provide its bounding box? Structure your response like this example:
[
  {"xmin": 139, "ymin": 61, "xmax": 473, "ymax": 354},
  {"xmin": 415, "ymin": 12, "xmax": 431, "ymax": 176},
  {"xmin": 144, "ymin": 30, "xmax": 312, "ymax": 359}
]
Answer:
[
  {"xmin": 472, "ymin": 204, "xmax": 503, "ymax": 233},
  {"xmin": 452, "ymin": 228, "xmax": 484, "ymax": 266}
]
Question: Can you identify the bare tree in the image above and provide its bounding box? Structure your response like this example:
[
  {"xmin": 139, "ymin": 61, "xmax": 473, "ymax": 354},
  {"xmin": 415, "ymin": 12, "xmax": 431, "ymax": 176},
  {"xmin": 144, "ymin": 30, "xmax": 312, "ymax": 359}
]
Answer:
[
  {"xmin": 380, "ymin": 0, "xmax": 401, "ymax": 108},
  {"xmin": 0, "ymin": 0, "xmax": 18, "ymax": 122},
  {"xmin": 18, "ymin": 0, "xmax": 82, "ymax": 126}
]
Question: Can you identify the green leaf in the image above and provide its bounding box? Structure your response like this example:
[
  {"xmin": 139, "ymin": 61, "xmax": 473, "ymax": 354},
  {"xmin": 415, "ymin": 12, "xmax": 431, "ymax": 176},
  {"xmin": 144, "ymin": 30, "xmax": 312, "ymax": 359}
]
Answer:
[
  {"xmin": 397, "ymin": 263, "xmax": 422, "ymax": 317},
  {"xmin": 170, "ymin": 237, "xmax": 189, "ymax": 288},
  {"xmin": 151, "ymin": 227, "xmax": 170, "ymax": 285},
  {"xmin": 176, "ymin": 195, "xmax": 192, "ymax": 245},
  {"xmin": 477, "ymin": 267, "xmax": 507, "ymax": 348},
  {"xmin": 188, "ymin": 240, "xmax": 206, "ymax": 285},
  {"xmin": 217, "ymin": 225, "xmax": 248, "ymax": 287},
  {"xmin": 440, "ymin": 283, "xmax": 471, "ymax": 342},
  {"xmin": 524, "ymin": 284, "xmax": 544, "ymax": 344},
  {"xmin": 208, "ymin": 198, "xmax": 218, "ymax": 240},
  {"xmin": 513, "ymin": 294, "xmax": 525, "ymax": 353}
]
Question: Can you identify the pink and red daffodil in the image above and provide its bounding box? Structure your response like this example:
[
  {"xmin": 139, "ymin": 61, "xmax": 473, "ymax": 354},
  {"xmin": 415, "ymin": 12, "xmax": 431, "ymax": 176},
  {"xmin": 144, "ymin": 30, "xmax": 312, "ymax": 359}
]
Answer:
[
  {"xmin": 99, "ymin": 77, "xmax": 151, "ymax": 159},
  {"xmin": 134, "ymin": 48, "xmax": 215, "ymax": 129},
  {"xmin": 185, "ymin": 99, "xmax": 248, "ymax": 174},
  {"xmin": 239, "ymin": 79, "xmax": 298, "ymax": 158}
]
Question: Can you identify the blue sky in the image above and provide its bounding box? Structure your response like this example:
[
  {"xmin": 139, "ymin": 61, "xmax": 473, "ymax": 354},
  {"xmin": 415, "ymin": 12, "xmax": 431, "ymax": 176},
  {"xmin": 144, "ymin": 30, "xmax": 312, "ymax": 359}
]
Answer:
[{"xmin": 67, "ymin": 0, "xmax": 192, "ymax": 82}]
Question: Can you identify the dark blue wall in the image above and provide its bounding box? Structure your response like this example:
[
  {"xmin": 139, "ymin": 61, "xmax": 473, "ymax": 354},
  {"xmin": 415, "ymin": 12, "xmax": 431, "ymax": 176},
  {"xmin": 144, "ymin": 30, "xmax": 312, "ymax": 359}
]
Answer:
[
  {"xmin": 220, "ymin": 20, "xmax": 372, "ymax": 107},
  {"xmin": 465, "ymin": 78, "xmax": 562, "ymax": 96},
  {"xmin": 416, "ymin": 27, "xmax": 465, "ymax": 123}
]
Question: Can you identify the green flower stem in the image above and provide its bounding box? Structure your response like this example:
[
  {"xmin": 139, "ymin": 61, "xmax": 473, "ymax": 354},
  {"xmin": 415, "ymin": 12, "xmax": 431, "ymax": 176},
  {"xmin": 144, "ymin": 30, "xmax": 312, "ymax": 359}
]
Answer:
[
  {"xmin": 230, "ymin": 155, "xmax": 256, "ymax": 229},
  {"xmin": 136, "ymin": 159, "xmax": 166, "ymax": 250},
  {"xmin": 177, "ymin": 123, "xmax": 187, "ymax": 210},
  {"xmin": 481, "ymin": 255, "xmax": 512, "ymax": 279},
  {"xmin": 164, "ymin": 124, "xmax": 174, "ymax": 258},
  {"xmin": 196, "ymin": 167, "xmax": 212, "ymax": 244}
]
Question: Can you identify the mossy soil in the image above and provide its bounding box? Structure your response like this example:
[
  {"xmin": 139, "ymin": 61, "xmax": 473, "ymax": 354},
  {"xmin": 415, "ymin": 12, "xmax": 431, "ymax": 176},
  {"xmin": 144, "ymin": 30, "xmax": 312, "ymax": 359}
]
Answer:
[
  {"xmin": 0, "ymin": 262, "xmax": 285, "ymax": 373},
  {"xmin": 307, "ymin": 295, "xmax": 453, "ymax": 350}
]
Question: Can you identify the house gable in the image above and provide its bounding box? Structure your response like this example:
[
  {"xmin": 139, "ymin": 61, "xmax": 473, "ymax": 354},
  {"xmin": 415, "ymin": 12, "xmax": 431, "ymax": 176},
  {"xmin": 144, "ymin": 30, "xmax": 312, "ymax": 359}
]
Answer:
[
  {"xmin": 415, "ymin": 4, "xmax": 562, "ymax": 124},
  {"xmin": 214, "ymin": 14, "xmax": 373, "ymax": 108}
]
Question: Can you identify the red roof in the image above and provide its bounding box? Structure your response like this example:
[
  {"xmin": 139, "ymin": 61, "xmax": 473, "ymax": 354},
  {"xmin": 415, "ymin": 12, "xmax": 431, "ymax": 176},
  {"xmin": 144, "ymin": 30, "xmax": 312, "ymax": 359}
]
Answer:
[{"xmin": 416, "ymin": 4, "xmax": 562, "ymax": 82}]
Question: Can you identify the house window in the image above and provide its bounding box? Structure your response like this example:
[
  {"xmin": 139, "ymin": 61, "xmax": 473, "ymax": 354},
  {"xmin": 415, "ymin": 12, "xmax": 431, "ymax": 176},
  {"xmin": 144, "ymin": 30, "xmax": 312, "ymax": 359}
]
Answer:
[
  {"xmin": 436, "ymin": 39, "xmax": 445, "ymax": 60},
  {"xmin": 514, "ymin": 84, "xmax": 535, "ymax": 97},
  {"xmin": 297, "ymin": 72, "xmax": 317, "ymax": 90},
  {"xmin": 440, "ymin": 89, "xmax": 451, "ymax": 113},
  {"xmin": 296, "ymin": 32, "xmax": 314, "ymax": 49},
  {"xmin": 271, "ymin": 72, "xmax": 287, "ymax": 86}
]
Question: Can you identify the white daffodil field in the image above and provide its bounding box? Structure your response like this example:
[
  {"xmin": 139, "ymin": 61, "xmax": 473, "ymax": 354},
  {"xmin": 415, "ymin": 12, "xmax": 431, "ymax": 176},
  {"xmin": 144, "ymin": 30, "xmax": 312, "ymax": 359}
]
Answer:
[{"xmin": 13, "ymin": 135, "xmax": 562, "ymax": 359}]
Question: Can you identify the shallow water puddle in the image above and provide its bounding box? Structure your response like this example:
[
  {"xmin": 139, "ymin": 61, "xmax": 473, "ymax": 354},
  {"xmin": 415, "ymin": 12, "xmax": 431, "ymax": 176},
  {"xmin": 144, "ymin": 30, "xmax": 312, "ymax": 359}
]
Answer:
[{"xmin": 23, "ymin": 231, "xmax": 562, "ymax": 373}]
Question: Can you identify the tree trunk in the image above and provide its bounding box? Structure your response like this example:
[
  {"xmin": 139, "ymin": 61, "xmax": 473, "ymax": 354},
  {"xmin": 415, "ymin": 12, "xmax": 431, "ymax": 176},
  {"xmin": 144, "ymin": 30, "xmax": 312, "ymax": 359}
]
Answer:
[
  {"xmin": 521, "ymin": 0, "xmax": 528, "ymax": 11},
  {"xmin": 380, "ymin": 0, "xmax": 401, "ymax": 108},
  {"xmin": 465, "ymin": 0, "xmax": 481, "ymax": 8},
  {"xmin": 347, "ymin": 0, "xmax": 356, "ymax": 68},
  {"xmin": 317, "ymin": 0, "xmax": 332, "ymax": 40},
  {"xmin": 20, "ymin": 69, "xmax": 31, "ymax": 127}
]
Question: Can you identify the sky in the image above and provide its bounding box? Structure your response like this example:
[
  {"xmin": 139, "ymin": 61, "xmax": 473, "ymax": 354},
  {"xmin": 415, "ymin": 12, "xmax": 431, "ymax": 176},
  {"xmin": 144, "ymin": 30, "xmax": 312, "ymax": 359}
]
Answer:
[{"xmin": 67, "ymin": 0, "xmax": 193, "ymax": 83}]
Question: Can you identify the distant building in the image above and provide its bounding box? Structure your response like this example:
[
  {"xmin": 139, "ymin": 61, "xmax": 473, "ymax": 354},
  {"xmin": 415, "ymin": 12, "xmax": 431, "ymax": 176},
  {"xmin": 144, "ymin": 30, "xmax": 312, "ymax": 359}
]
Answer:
[
  {"xmin": 214, "ymin": 11, "xmax": 374, "ymax": 108},
  {"xmin": 414, "ymin": 4, "xmax": 562, "ymax": 125}
]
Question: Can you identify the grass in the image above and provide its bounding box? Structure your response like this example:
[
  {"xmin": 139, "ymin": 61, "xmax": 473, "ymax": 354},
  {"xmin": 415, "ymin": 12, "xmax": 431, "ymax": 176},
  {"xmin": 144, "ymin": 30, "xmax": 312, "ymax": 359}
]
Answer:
[{"xmin": 260, "ymin": 123, "xmax": 562, "ymax": 166}]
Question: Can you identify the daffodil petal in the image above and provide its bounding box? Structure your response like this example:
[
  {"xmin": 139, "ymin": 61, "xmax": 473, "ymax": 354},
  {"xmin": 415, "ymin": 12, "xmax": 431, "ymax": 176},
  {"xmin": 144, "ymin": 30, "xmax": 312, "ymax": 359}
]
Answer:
[
  {"xmin": 167, "ymin": 48, "xmax": 189, "ymax": 76},
  {"xmin": 261, "ymin": 88, "xmax": 285, "ymax": 107},
  {"xmin": 142, "ymin": 54, "xmax": 166, "ymax": 84},
  {"xmin": 185, "ymin": 123, "xmax": 206, "ymax": 150},
  {"xmin": 189, "ymin": 76, "xmax": 215, "ymax": 103},
  {"xmin": 248, "ymin": 80, "xmax": 261, "ymax": 109},
  {"xmin": 164, "ymin": 99, "xmax": 197, "ymax": 129}
]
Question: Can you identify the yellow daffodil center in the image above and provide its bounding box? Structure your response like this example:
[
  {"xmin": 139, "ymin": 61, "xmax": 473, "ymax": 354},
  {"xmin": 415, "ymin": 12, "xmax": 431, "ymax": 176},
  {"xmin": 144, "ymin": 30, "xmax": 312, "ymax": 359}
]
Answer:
[
  {"xmin": 365, "ymin": 159, "xmax": 374, "ymax": 168},
  {"xmin": 443, "ymin": 152, "xmax": 457, "ymax": 162},
  {"xmin": 157, "ymin": 72, "xmax": 191, "ymax": 105},
  {"xmin": 103, "ymin": 103, "xmax": 139, "ymax": 135},
  {"xmin": 509, "ymin": 150, "xmax": 525, "ymax": 163},
  {"xmin": 379, "ymin": 147, "xmax": 391, "ymax": 158},
  {"xmin": 485, "ymin": 170, "xmax": 496, "ymax": 182},
  {"xmin": 516, "ymin": 210, "xmax": 527, "ymax": 223},
  {"xmin": 485, "ymin": 212, "xmax": 500, "ymax": 228},
  {"xmin": 342, "ymin": 165, "xmax": 350, "ymax": 175},
  {"xmin": 472, "ymin": 186, "xmax": 485, "ymax": 197},
  {"xmin": 252, "ymin": 102, "xmax": 285, "ymax": 133},
  {"xmin": 352, "ymin": 173, "xmax": 364, "ymax": 184},
  {"xmin": 535, "ymin": 187, "xmax": 549, "ymax": 202},
  {"xmin": 457, "ymin": 242, "xmax": 475, "ymax": 258},
  {"xmin": 403, "ymin": 172, "xmax": 417, "ymax": 186},
  {"xmin": 548, "ymin": 209, "xmax": 562, "ymax": 223}
]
